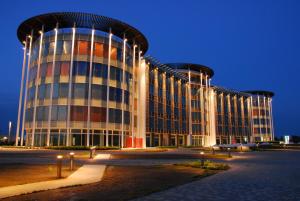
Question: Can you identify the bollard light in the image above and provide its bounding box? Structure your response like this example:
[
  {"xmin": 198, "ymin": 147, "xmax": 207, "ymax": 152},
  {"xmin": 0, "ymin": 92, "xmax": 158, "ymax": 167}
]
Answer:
[
  {"xmin": 200, "ymin": 151, "xmax": 205, "ymax": 167},
  {"xmin": 90, "ymin": 146, "xmax": 96, "ymax": 159},
  {"xmin": 69, "ymin": 152, "xmax": 75, "ymax": 171},
  {"xmin": 227, "ymin": 148, "xmax": 231, "ymax": 158},
  {"xmin": 56, "ymin": 155, "xmax": 63, "ymax": 178}
]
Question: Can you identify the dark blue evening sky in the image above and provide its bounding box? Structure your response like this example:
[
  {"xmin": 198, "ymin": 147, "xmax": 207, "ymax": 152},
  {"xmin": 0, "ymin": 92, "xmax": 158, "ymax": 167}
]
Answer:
[{"xmin": 0, "ymin": 0, "xmax": 299, "ymax": 136}]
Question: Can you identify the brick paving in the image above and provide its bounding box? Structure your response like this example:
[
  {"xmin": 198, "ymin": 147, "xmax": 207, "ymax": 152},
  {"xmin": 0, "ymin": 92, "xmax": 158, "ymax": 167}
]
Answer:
[{"xmin": 133, "ymin": 151, "xmax": 300, "ymax": 201}]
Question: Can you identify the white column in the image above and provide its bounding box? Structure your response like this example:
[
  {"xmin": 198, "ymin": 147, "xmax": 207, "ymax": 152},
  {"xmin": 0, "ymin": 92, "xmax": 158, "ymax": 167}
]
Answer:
[
  {"xmin": 15, "ymin": 39, "xmax": 28, "ymax": 146},
  {"xmin": 31, "ymin": 29, "xmax": 44, "ymax": 147},
  {"xmin": 121, "ymin": 37, "xmax": 127, "ymax": 148},
  {"xmin": 131, "ymin": 44, "xmax": 137, "ymax": 147},
  {"xmin": 263, "ymin": 97, "xmax": 267, "ymax": 140},
  {"xmin": 137, "ymin": 59, "xmax": 147, "ymax": 148},
  {"xmin": 208, "ymin": 89, "xmax": 216, "ymax": 146},
  {"xmin": 187, "ymin": 70, "xmax": 192, "ymax": 146},
  {"xmin": 249, "ymin": 96, "xmax": 254, "ymax": 142},
  {"xmin": 257, "ymin": 96, "xmax": 262, "ymax": 141},
  {"xmin": 204, "ymin": 74, "xmax": 209, "ymax": 146},
  {"xmin": 105, "ymin": 32, "xmax": 112, "ymax": 147},
  {"xmin": 269, "ymin": 98, "xmax": 275, "ymax": 140},
  {"xmin": 66, "ymin": 26, "xmax": 76, "ymax": 146},
  {"xmin": 47, "ymin": 27, "xmax": 58, "ymax": 146},
  {"xmin": 21, "ymin": 33, "xmax": 33, "ymax": 146},
  {"xmin": 136, "ymin": 50, "xmax": 142, "ymax": 146},
  {"xmin": 87, "ymin": 29, "xmax": 95, "ymax": 147}
]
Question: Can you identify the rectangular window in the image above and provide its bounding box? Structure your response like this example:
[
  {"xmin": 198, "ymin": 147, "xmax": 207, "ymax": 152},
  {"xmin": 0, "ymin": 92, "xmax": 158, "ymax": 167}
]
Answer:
[
  {"xmin": 111, "ymin": 47, "xmax": 117, "ymax": 60},
  {"xmin": 57, "ymin": 106, "xmax": 67, "ymax": 121},
  {"xmin": 46, "ymin": 63, "xmax": 52, "ymax": 77},
  {"xmin": 59, "ymin": 83, "xmax": 69, "ymax": 98},
  {"xmin": 90, "ymin": 107, "xmax": 106, "ymax": 122},
  {"xmin": 73, "ymin": 83, "xmax": 88, "ymax": 99},
  {"xmin": 71, "ymin": 106, "xmax": 87, "ymax": 121},
  {"xmin": 63, "ymin": 41, "xmax": 72, "ymax": 55},
  {"xmin": 94, "ymin": 42, "xmax": 104, "ymax": 57},
  {"xmin": 75, "ymin": 41, "xmax": 90, "ymax": 55},
  {"xmin": 73, "ymin": 61, "xmax": 88, "ymax": 76},
  {"xmin": 60, "ymin": 62, "xmax": 70, "ymax": 76}
]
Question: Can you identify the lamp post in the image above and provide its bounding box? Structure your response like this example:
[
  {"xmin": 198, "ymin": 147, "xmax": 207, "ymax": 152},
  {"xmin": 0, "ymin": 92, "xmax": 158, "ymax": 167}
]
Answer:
[
  {"xmin": 56, "ymin": 155, "xmax": 63, "ymax": 178},
  {"xmin": 69, "ymin": 152, "xmax": 75, "ymax": 171},
  {"xmin": 8, "ymin": 121, "xmax": 12, "ymax": 143},
  {"xmin": 200, "ymin": 151, "xmax": 205, "ymax": 167}
]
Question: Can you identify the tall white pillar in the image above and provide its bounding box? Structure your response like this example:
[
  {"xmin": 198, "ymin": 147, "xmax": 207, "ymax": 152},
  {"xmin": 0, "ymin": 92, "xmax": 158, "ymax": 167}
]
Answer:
[
  {"xmin": 257, "ymin": 96, "xmax": 262, "ymax": 141},
  {"xmin": 47, "ymin": 26, "xmax": 58, "ymax": 146},
  {"xmin": 187, "ymin": 70, "xmax": 192, "ymax": 146},
  {"xmin": 87, "ymin": 28, "xmax": 95, "ymax": 147},
  {"xmin": 66, "ymin": 26, "xmax": 76, "ymax": 146},
  {"xmin": 105, "ymin": 31, "xmax": 112, "ymax": 147},
  {"xmin": 21, "ymin": 33, "xmax": 33, "ymax": 146},
  {"xmin": 269, "ymin": 98, "xmax": 275, "ymax": 140},
  {"xmin": 15, "ymin": 39, "xmax": 28, "ymax": 146},
  {"xmin": 31, "ymin": 29, "xmax": 44, "ymax": 147},
  {"xmin": 121, "ymin": 37, "xmax": 127, "ymax": 148},
  {"xmin": 131, "ymin": 44, "xmax": 137, "ymax": 147},
  {"xmin": 137, "ymin": 59, "xmax": 147, "ymax": 148}
]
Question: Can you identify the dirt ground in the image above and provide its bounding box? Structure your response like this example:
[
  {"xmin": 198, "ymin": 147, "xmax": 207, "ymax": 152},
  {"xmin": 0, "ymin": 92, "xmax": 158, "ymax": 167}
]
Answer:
[
  {"xmin": 0, "ymin": 163, "xmax": 79, "ymax": 187},
  {"xmin": 2, "ymin": 165, "xmax": 219, "ymax": 201}
]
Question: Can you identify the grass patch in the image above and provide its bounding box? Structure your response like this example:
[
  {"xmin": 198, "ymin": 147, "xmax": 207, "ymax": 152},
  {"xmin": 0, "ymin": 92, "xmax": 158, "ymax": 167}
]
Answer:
[{"xmin": 174, "ymin": 160, "xmax": 230, "ymax": 170}]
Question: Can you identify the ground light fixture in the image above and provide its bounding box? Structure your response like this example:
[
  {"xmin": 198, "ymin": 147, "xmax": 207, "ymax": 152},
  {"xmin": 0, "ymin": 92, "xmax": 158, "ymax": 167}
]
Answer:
[
  {"xmin": 227, "ymin": 148, "xmax": 231, "ymax": 158},
  {"xmin": 56, "ymin": 155, "xmax": 63, "ymax": 178},
  {"xmin": 90, "ymin": 146, "xmax": 96, "ymax": 159},
  {"xmin": 200, "ymin": 151, "xmax": 205, "ymax": 167},
  {"xmin": 69, "ymin": 152, "xmax": 75, "ymax": 171}
]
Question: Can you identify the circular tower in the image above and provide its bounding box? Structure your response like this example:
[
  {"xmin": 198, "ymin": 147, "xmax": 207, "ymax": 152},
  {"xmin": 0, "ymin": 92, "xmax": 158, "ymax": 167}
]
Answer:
[{"xmin": 16, "ymin": 12, "xmax": 148, "ymax": 147}]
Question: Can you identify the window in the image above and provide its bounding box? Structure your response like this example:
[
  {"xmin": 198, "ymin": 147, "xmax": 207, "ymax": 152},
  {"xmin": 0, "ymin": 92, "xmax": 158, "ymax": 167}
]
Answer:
[
  {"xmin": 90, "ymin": 107, "xmax": 106, "ymax": 122},
  {"xmin": 92, "ymin": 63, "xmax": 107, "ymax": 78},
  {"xmin": 53, "ymin": 83, "xmax": 59, "ymax": 99},
  {"xmin": 111, "ymin": 47, "xmax": 117, "ymax": 60},
  {"xmin": 57, "ymin": 106, "xmax": 67, "ymax": 121},
  {"xmin": 51, "ymin": 105, "xmax": 58, "ymax": 121},
  {"xmin": 109, "ymin": 87, "xmax": 122, "ymax": 102},
  {"xmin": 38, "ymin": 84, "xmax": 46, "ymax": 99},
  {"xmin": 46, "ymin": 63, "xmax": 52, "ymax": 77},
  {"xmin": 56, "ymin": 40, "xmax": 63, "ymax": 55},
  {"xmin": 91, "ymin": 84, "xmax": 107, "ymax": 100},
  {"xmin": 73, "ymin": 61, "xmax": 88, "ymax": 76},
  {"xmin": 73, "ymin": 83, "xmax": 88, "ymax": 99},
  {"xmin": 40, "ymin": 63, "xmax": 47, "ymax": 78},
  {"xmin": 60, "ymin": 62, "xmax": 70, "ymax": 76},
  {"xmin": 63, "ymin": 41, "xmax": 72, "ymax": 55},
  {"xmin": 71, "ymin": 106, "xmax": 87, "ymax": 121},
  {"xmin": 59, "ymin": 83, "xmax": 69, "ymax": 98},
  {"xmin": 110, "ymin": 66, "xmax": 122, "ymax": 82},
  {"xmin": 94, "ymin": 42, "xmax": 104, "ymax": 57},
  {"xmin": 75, "ymin": 41, "xmax": 90, "ymax": 55}
]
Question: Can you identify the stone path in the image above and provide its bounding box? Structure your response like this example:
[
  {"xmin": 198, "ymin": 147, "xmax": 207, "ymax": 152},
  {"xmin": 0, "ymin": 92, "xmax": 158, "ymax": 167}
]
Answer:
[
  {"xmin": 133, "ymin": 151, "xmax": 300, "ymax": 201},
  {"xmin": 0, "ymin": 165, "xmax": 106, "ymax": 199}
]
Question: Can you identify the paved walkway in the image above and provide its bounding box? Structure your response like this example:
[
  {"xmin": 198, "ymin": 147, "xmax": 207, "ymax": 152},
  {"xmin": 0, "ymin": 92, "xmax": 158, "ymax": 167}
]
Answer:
[
  {"xmin": 133, "ymin": 151, "xmax": 300, "ymax": 201},
  {"xmin": 0, "ymin": 165, "xmax": 106, "ymax": 199}
]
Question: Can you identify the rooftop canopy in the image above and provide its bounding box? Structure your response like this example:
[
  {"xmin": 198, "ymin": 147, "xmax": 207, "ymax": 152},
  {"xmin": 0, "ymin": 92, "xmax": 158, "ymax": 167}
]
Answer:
[
  {"xmin": 165, "ymin": 63, "xmax": 214, "ymax": 77},
  {"xmin": 243, "ymin": 90, "xmax": 275, "ymax": 97},
  {"xmin": 17, "ymin": 12, "xmax": 149, "ymax": 53}
]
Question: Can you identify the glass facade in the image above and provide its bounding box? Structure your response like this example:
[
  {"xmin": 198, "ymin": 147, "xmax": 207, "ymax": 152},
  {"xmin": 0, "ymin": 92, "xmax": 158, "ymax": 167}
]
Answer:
[{"xmin": 16, "ymin": 12, "xmax": 275, "ymax": 148}]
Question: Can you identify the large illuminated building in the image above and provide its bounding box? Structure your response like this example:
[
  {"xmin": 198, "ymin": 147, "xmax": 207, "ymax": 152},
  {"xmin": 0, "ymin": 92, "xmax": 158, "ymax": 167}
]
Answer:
[{"xmin": 15, "ymin": 12, "xmax": 275, "ymax": 147}]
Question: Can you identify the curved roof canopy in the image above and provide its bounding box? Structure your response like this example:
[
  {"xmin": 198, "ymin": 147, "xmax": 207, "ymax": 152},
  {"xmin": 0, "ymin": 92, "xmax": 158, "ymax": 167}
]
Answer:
[
  {"xmin": 243, "ymin": 90, "xmax": 275, "ymax": 97},
  {"xmin": 165, "ymin": 63, "xmax": 214, "ymax": 77},
  {"xmin": 17, "ymin": 12, "xmax": 149, "ymax": 53}
]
